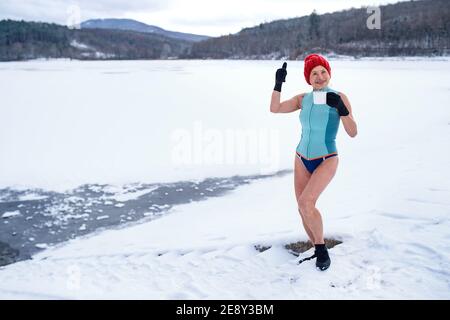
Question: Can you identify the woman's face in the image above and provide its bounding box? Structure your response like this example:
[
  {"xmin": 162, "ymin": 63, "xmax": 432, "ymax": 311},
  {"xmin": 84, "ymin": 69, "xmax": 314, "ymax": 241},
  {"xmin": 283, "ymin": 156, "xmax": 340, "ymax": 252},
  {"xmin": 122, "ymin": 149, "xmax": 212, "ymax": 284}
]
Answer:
[{"xmin": 309, "ymin": 65, "xmax": 330, "ymax": 90}]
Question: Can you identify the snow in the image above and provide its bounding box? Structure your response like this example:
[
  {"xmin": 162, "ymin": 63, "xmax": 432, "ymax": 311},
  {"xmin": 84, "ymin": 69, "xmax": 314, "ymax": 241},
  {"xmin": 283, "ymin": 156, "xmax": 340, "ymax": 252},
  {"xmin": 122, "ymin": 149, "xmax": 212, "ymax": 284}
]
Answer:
[
  {"xmin": 17, "ymin": 193, "xmax": 49, "ymax": 201},
  {"xmin": 1, "ymin": 210, "xmax": 21, "ymax": 218},
  {"xmin": 0, "ymin": 59, "xmax": 305, "ymax": 192},
  {"xmin": 35, "ymin": 243, "xmax": 49, "ymax": 249},
  {"xmin": 0, "ymin": 170, "xmax": 448, "ymax": 299},
  {"xmin": 70, "ymin": 40, "xmax": 116, "ymax": 59},
  {"xmin": 1, "ymin": 59, "xmax": 449, "ymax": 193},
  {"xmin": 69, "ymin": 40, "xmax": 91, "ymax": 50},
  {"xmin": 0, "ymin": 59, "xmax": 449, "ymax": 299},
  {"xmin": 102, "ymin": 186, "xmax": 159, "ymax": 202}
]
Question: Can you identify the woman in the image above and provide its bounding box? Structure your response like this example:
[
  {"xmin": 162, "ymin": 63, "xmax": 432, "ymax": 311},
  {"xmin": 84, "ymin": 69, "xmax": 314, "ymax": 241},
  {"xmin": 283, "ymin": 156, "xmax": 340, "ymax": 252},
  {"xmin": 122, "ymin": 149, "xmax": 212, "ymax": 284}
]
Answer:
[{"xmin": 269, "ymin": 54, "xmax": 357, "ymax": 271}]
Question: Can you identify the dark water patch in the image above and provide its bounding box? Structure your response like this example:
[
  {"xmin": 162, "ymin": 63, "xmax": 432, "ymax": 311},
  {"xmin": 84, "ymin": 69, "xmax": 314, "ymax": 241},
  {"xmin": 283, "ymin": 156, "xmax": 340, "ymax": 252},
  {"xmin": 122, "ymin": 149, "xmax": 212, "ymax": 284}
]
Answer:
[
  {"xmin": 253, "ymin": 238, "xmax": 343, "ymax": 256},
  {"xmin": 285, "ymin": 238, "xmax": 343, "ymax": 256},
  {"xmin": 0, "ymin": 241, "xmax": 27, "ymax": 267},
  {"xmin": 0, "ymin": 169, "xmax": 291, "ymax": 267}
]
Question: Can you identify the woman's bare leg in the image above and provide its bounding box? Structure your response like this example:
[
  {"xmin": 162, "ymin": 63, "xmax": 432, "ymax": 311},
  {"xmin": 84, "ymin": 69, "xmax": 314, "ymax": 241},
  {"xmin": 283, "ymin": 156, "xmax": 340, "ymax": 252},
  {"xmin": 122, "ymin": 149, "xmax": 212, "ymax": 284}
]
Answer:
[
  {"xmin": 294, "ymin": 155, "xmax": 315, "ymax": 244},
  {"xmin": 298, "ymin": 156, "xmax": 338, "ymax": 244}
]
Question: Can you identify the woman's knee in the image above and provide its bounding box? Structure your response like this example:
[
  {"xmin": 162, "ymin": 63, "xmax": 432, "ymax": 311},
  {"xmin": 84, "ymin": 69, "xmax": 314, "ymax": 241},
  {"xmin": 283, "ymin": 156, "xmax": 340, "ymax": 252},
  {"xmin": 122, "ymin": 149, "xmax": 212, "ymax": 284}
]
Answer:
[{"xmin": 298, "ymin": 194, "xmax": 316, "ymax": 215}]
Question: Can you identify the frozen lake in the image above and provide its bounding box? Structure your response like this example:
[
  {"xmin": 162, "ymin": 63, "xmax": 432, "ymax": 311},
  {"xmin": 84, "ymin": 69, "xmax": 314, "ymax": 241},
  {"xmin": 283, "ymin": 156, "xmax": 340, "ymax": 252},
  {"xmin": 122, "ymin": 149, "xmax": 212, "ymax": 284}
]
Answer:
[
  {"xmin": 0, "ymin": 59, "xmax": 449, "ymax": 298},
  {"xmin": 1, "ymin": 58, "xmax": 448, "ymax": 191}
]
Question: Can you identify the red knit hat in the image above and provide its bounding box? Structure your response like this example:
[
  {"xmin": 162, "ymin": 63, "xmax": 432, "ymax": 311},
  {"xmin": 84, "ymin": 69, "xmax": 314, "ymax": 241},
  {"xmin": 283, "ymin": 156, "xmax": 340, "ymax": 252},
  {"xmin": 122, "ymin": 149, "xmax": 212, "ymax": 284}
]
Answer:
[{"xmin": 304, "ymin": 54, "xmax": 331, "ymax": 85}]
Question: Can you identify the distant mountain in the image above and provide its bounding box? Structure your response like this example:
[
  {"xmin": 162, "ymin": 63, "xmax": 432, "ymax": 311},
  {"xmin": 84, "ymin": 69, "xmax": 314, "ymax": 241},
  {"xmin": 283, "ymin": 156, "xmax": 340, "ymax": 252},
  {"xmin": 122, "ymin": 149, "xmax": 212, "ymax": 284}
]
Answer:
[
  {"xmin": 81, "ymin": 18, "xmax": 210, "ymax": 43},
  {"xmin": 189, "ymin": 0, "xmax": 450, "ymax": 59}
]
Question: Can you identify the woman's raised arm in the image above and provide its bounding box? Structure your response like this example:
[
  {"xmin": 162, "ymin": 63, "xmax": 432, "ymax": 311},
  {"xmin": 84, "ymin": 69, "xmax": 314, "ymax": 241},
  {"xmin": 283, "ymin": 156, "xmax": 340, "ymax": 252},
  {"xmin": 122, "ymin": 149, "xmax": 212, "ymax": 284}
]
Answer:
[{"xmin": 270, "ymin": 93, "xmax": 304, "ymax": 113}]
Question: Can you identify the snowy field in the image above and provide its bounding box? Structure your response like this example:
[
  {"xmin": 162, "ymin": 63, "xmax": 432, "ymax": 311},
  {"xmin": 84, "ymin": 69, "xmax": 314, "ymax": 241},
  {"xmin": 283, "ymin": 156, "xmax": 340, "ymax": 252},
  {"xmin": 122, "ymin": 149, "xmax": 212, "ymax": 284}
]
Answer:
[{"xmin": 0, "ymin": 59, "xmax": 449, "ymax": 299}]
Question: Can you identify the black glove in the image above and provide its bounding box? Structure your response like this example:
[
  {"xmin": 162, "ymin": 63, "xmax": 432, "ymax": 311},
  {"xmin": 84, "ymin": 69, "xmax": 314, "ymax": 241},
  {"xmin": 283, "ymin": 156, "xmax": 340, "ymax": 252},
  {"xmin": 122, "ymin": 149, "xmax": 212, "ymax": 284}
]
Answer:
[
  {"xmin": 274, "ymin": 62, "xmax": 287, "ymax": 92},
  {"xmin": 326, "ymin": 92, "xmax": 349, "ymax": 116}
]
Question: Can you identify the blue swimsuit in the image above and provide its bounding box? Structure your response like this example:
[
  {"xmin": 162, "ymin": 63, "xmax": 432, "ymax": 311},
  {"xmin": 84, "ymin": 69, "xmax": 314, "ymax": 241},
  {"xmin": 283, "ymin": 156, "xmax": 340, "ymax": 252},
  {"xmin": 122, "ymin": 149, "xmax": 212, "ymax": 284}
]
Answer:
[{"xmin": 296, "ymin": 86, "xmax": 340, "ymax": 174}]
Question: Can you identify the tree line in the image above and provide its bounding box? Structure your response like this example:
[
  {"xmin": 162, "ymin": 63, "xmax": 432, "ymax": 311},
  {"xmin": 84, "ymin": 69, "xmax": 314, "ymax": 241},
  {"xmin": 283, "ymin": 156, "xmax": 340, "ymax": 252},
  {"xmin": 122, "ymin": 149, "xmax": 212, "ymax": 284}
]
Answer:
[
  {"xmin": 187, "ymin": 0, "xmax": 450, "ymax": 59},
  {"xmin": 0, "ymin": 0, "xmax": 448, "ymax": 61},
  {"xmin": 0, "ymin": 20, "xmax": 192, "ymax": 61}
]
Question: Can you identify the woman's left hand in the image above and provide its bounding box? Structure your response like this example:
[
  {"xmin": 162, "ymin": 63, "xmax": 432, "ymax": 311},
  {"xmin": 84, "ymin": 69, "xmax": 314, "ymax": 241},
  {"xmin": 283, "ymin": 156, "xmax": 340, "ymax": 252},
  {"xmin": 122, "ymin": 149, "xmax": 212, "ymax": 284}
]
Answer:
[{"xmin": 326, "ymin": 92, "xmax": 349, "ymax": 116}]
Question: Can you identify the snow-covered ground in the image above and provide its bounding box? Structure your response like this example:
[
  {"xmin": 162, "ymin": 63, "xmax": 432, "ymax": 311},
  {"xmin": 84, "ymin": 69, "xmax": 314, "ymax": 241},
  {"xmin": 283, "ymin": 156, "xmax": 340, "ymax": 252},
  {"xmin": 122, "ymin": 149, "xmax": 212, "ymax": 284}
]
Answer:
[
  {"xmin": 0, "ymin": 171, "xmax": 448, "ymax": 299},
  {"xmin": 0, "ymin": 59, "xmax": 449, "ymax": 299}
]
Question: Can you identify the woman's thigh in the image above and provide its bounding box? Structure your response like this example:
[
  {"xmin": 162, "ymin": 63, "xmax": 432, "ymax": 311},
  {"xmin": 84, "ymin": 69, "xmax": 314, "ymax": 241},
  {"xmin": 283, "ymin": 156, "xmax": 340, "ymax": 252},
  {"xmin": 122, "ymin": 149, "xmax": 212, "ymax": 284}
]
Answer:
[
  {"xmin": 294, "ymin": 155, "xmax": 312, "ymax": 202},
  {"xmin": 300, "ymin": 156, "xmax": 339, "ymax": 204}
]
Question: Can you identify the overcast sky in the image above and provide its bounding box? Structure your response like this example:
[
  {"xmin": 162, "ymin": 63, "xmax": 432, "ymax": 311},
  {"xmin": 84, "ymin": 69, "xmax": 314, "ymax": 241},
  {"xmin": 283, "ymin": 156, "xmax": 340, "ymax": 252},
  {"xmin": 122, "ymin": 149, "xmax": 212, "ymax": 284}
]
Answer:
[{"xmin": 0, "ymin": 0, "xmax": 409, "ymax": 37}]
